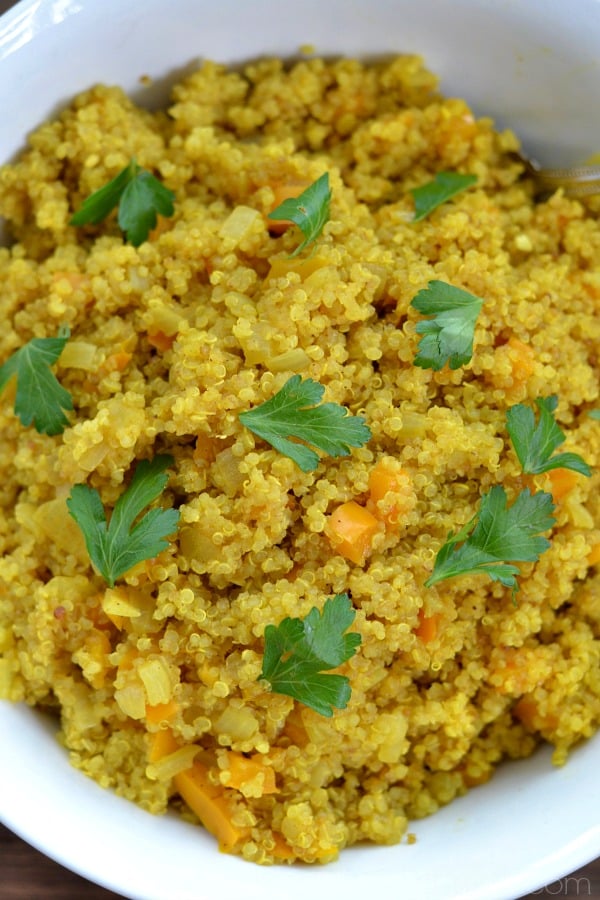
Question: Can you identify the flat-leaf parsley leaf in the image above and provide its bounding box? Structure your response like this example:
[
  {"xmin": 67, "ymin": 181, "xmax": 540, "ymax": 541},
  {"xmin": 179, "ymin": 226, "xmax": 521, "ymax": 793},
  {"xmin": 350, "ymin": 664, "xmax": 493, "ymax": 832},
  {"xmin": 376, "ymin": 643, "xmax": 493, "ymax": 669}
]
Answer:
[
  {"xmin": 267, "ymin": 172, "xmax": 331, "ymax": 256},
  {"xmin": 259, "ymin": 593, "xmax": 362, "ymax": 717},
  {"xmin": 239, "ymin": 374, "xmax": 371, "ymax": 472},
  {"xmin": 425, "ymin": 485, "xmax": 556, "ymax": 596},
  {"xmin": 411, "ymin": 280, "xmax": 484, "ymax": 370},
  {"xmin": 67, "ymin": 455, "xmax": 180, "ymax": 587},
  {"xmin": 588, "ymin": 409, "xmax": 600, "ymax": 420},
  {"xmin": 0, "ymin": 325, "xmax": 72, "ymax": 435},
  {"xmin": 411, "ymin": 172, "xmax": 477, "ymax": 221},
  {"xmin": 506, "ymin": 395, "xmax": 592, "ymax": 477},
  {"xmin": 70, "ymin": 158, "xmax": 175, "ymax": 246}
]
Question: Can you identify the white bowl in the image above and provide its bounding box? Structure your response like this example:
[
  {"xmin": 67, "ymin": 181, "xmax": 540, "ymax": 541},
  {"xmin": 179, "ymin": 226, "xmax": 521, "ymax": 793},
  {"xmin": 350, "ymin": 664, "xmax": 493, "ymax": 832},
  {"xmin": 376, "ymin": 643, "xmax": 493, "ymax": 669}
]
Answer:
[{"xmin": 1, "ymin": 1, "xmax": 599, "ymax": 898}]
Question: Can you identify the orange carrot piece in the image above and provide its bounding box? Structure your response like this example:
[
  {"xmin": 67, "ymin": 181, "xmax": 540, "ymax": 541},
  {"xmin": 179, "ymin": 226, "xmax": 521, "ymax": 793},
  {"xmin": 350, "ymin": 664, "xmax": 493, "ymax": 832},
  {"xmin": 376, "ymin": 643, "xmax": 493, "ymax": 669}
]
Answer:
[
  {"xmin": 147, "ymin": 330, "xmax": 175, "ymax": 352},
  {"xmin": 224, "ymin": 752, "xmax": 278, "ymax": 794},
  {"xmin": 507, "ymin": 336, "xmax": 535, "ymax": 383},
  {"xmin": 86, "ymin": 628, "xmax": 112, "ymax": 655},
  {"xmin": 146, "ymin": 698, "xmax": 179, "ymax": 726},
  {"xmin": 174, "ymin": 762, "xmax": 243, "ymax": 852},
  {"xmin": 271, "ymin": 831, "xmax": 295, "ymax": 860},
  {"xmin": 368, "ymin": 462, "xmax": 400, "ymax": 505},
  {"xmin": 547, "ymin": 467, "xmax": 580, "ymax": 501},
  {"xmin": 105, "ymin": 350, "xmax": 132, "ymax": 373},
  {"xmin": 367, "ymin": 460, "xmax": 413, "ymax": 528},
  {"xmin": 148, "ymin": 215, "xmax": 172, "ymax": 241},
  {"xmin": 116, "ymin": 645, "xmax": 138, "ymax": 671},
  {"xmin": 327, "ymin": 500, "xmax": 379, "ymax": 565},
  {"xmin": 588, "ymin": 542, "xmax": 600, "ymax": 566},
  {"xmin": 147, "ymin": 727, "xmax": 180, "ymax": 763},
  {"xmin": 513, "ymin": 697, "xmax": 537, "ymax": 729},
  {"xmin": 193, "ymin": 433, "xmax": 216, "ymax": 464},
  {"xmin": 282, "ymin": 706, "xmax": 310, "ymax": 747},
  {"xmin": 104, "ymin": 611, "xmax": 125, "ymax": 630},
  {"xmin": 415, "ymin": 610, "xmax": 441, "ymax": 644},
  {"xmin": 513, "ymin": 697, "xmax": 558, "ymax": 732}
]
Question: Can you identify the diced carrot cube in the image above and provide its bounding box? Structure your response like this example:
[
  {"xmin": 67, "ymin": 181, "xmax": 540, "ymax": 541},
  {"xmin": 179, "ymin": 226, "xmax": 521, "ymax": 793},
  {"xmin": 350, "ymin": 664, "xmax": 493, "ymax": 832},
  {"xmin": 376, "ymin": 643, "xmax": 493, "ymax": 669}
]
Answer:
[
  {"xmin": 146, "ymin": 698, "xmax": 179, "ymax": 726},
  {"xmin": 588, "ymin": 542, "xmax": 600, "ymax": 566},
  {"xmin": 367, "ymin": 460, "xmax": 414, "ymax": 528},
  {"xmin": 513, "ymin": 697, "xmax": 558, "ymax": 731},
  {"xmin": 547, "ymin": 467, "xmax": 579, "ymax": 501},
  {"xmin": 223, "ymin": 751, "xmax": 278, "ymax": 795},
  {"xmin": 282, "ymin": 706, "xmax": 310, "ymax": 747},
  {"xmin": 106, "ymin": 613, "xmax": 125, "ymax": 630},
  {"xmin": 513, "ymin": 697, "xmax": 537, "ymax": 729},
  {"xmin": 105, "ymin": 350, "xmax": 132, "ymax": 372},
  {"xmin": 271, "ymin": 831, "xmax": 295, "ymax": 860},
  {"xmin": 116, "ymin": 646, "xmax": 138, "ymax": 671},
  {"xmin": 507, "ymin": 336, "xmax": 535, "ymax": 383},
  {"xmin": 415, "ymin": 610, "xmax": 441, "ymax": 644},
  {"xmin": 327, "ymin": 500, "xmax": 379, "ymax": 565},
  {"xmin": 193, "ymin": 433, "xmax": 216, "ymax": 464},
  {"xmin": 368, "ymin": 463, "xmax": 400, "ymax": 505},
  {"xmin": 147, "ymin": 330, "xmax": 175, "ymax": 352},
  {"xmin": 174, "ymin": 762, "xmax": 243, "ymax": 852},
  {"xmin": 147, "ymin": 727, "xmax": 180, "ymax": 763}
]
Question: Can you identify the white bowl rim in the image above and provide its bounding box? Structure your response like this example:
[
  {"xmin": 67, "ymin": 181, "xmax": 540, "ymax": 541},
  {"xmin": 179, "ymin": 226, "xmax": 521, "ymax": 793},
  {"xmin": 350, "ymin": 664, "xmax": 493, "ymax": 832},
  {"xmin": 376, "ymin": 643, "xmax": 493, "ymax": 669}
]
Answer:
[{"xmin": 1, "ymin": 1, "xmax": 600, "ymax": 898}]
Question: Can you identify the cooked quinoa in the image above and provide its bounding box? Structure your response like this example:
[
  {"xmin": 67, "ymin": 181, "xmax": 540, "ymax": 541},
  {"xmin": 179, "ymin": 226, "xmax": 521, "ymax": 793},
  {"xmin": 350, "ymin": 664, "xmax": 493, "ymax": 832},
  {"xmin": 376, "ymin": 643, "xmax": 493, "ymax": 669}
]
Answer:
[{"xmin": 0, "ymin": 54, "xmax": 599, "ymax": 865}]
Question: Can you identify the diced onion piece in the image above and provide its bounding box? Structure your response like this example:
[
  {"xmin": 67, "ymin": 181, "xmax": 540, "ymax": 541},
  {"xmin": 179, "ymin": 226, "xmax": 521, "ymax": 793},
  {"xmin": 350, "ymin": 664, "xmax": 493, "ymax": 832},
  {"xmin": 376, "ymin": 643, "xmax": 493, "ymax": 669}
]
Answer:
[
  {"xmin": 138, "ymin": 657, "xmax": 172, "ymax": 705},
  {"xmin": 115, "ymin": 682, "xmax": 146, "ymax": 719},
  {"xmin": 219, "ymin": 205, "xmax": 261, "ymax": 245},
  {"xmin": 265, "ymin": 348, "xmax": 311, "ymax": 373},
  {"xmin": 102, "ymin": 587, "xmax": 144, "ymax": 619},
  {"xmin": 59, "ymin": 341, "xmax": 98, "ymax": 370}
]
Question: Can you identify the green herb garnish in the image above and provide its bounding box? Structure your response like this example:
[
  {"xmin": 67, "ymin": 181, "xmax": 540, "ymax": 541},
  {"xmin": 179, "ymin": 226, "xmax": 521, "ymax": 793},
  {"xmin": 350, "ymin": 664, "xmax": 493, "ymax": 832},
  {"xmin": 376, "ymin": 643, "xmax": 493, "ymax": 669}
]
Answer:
[
  {"xmin": 67, "ymin": 455, "xmax": 180, "ymax": 587},
  {"xmin": 506, "ymin": 395, "xmax": 592, "ymax": 477},
  {"xmin": 411, "ymin": 172, "xmax": 477, "ymax": 221},
  {"xmin": 410, "ymin": 280, "xmax": 484, "ymax": 370},
  {"xmin": 70, "ymin": 158, "xmax": 175, "ymax": 246},
  {"xmin": 0, "ymin": 326, "xmax": 72, "ymax": 435},
  {"xmin": 267, "ymin": 172, "xmax": 331, "ymax": 256},
  {"xmin": 589, "ymin": 409, "xmax": 600, "ymax": 420},
  {"xmin": 259, "ymin": 593, "xmax": 362, "ymax": 717},
  {"xmin": 239, "ymin": 374, "xmax": 371, "ymax": 472},
  {"xmin": 425, "ymin": 486, "xmax": 556, "ymax": 596}
]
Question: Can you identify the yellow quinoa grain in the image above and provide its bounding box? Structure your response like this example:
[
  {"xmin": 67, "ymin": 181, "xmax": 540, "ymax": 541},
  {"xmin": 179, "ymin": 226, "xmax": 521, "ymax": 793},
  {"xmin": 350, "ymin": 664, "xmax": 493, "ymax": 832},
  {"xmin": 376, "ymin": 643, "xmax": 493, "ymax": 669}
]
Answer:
[{"xmin": 0, "ymin": 53, "xmax": 599, "ymax": 867}]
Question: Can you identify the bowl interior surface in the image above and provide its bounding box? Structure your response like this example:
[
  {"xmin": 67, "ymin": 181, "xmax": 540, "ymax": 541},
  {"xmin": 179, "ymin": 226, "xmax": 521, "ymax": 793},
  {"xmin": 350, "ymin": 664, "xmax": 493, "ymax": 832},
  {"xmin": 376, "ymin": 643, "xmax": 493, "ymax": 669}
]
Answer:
[
  {"xmin": 1, "ymin": 701, "xmax": 599, "ymax": 900},
  {"xmin": 1, "ymin": 1, "xmax": 600, "ymax": 898}
]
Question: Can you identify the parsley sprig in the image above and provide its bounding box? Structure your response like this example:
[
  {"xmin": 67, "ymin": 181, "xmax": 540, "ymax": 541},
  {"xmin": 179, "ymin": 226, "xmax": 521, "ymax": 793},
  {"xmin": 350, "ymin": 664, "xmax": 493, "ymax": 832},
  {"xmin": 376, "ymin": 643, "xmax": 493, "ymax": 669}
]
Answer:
[
  {"xmin": 425, "ymin": 486, "xmax": 556, "ymax": 596},
  {"xmin": 268, "ymin": 172, "xmax": 331, "ymax": 257},
  {"xmin": 411, "ymin": 172, "xmax": 477, "ymax": 221},
  {"xmin": 67, "ymin": 455, "xmax": 180, "ymax": 587},
  {"xmin": 0, "ymin": 326, "xmax": 72, "ymax": 435},
  {"xmin": 70, "ymin": 159, "xmax": 175, "ymax": 246},
  {"xmin": 590, "ymin": 409, "xmax": 600, "ymax": 421},
  {"xmin": 411, "ymin": 280, "xmax": 484, "ymax": 370},
  {"xmin": 259, "ymin": 593, "xmax": 362, "ymax": 717},
  {"xmin": 506, "ymin": 395, "xmax": 592, "ymax": 477},
  {"xmin": 239, "ymin": 375, "xmax": 371, "ymax": 472}
]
